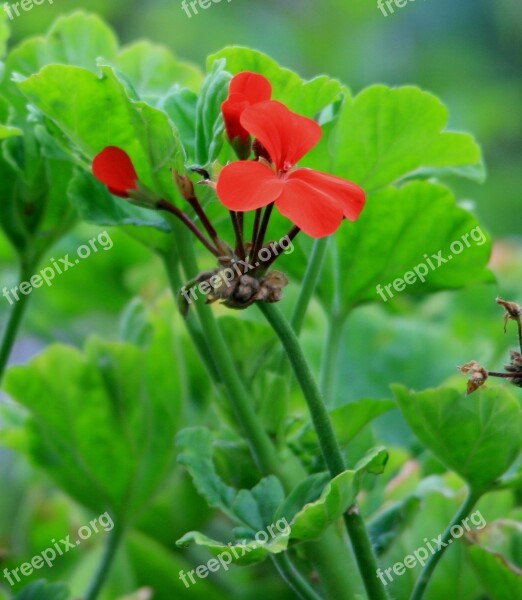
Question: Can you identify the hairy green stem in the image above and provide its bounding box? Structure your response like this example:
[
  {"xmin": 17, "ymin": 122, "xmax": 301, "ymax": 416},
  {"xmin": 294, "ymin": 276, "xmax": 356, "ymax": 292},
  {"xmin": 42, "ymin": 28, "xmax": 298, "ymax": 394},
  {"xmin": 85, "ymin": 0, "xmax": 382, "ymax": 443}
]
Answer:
[
  {"xmin": 258, "ymin": 303, "xmax": 388, "ymax": 600},
  {"xmin": 410, "ymin": 490, "xmax": 480, "ymax": 600},
  {"xmin": 85, "ymin": 525, "xmax": 124, "ymax": 600},
  {"xmin": 0, "ymin": 265, "xmax": 33, "ymax": 383}
]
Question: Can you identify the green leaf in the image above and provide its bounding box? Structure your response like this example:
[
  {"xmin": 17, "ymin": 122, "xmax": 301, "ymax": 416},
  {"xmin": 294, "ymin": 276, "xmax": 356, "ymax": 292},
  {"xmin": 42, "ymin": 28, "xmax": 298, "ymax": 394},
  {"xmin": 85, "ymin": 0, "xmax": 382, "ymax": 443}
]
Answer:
[
  {"xmin": 367, "ymin": 495, "xmax": 421, "ymax": 556},
  {"xmin": 44, "ymin": 11, "xmax": 118, "ymax": 70},
  {"xmin": 194, "ymin": 59, "xmax": 231, "ymax": 165},
  {"xmin": 176, "ymin": 427, "xmax": 238, "ymax": 520},
  {"xmin": 0, "ymin": 149, "xmax": 76, "ymax": 261},
  {"xmin": 1, "ymin": 11, "xmax": 119, "ymax": 117},
  {"xmin": 394, "ymin": 385, "xmax": 522, "ymax": 492},
  {"xmin": 467, "ymin": 544, "xmax": 522, "ymax": 600},
  {"xmin": 291, "ymin": 181, "xmax": 493, "ymax": 314},
  {"xmin": 160, "ymin": 88, "xmax": 198, "ymax": 161},
  {"xmin": 3, "ymin": 337, "xmax": 181, "ymax": 521},
  {"xmin": 114, "ymin": 41, "xmax": 202, "ymax": 99},
  {"xmin": 19, "ymin": 65, "xmax": 184, "ymax": 194},
  {"xmin": 208, "ymin": 46, "xmax": 342, "ymax": 118},
  {"xmin": 176, "ymin": 529, "xmax": 290, "ymax": 567},
  {"xmin": 276, "ymin": 447, "xmax": 389, "ymax": 541},
  {"xmin": 330, "ymin": 85, "xmax": 485, "ymax": 192},
  {"xmin": 68, "ymin": 169, "xmax": 171, "ymax": 233},
  {"xmin": 13, "ymin": 580, "xmax": 70, "ymax": 600}
]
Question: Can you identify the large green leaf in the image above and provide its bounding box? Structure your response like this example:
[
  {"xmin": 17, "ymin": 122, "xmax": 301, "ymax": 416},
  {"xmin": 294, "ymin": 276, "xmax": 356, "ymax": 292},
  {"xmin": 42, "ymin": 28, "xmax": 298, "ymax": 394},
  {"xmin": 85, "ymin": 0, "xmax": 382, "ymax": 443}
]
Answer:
[
  {"xmin": 3, "ymin": 336, "xmax": 181, "ymax": 521},
  {"xmin": 17, "ymin": 64, "xmax": 186, "ymax": 236},
  {"xmin": 288, "ymin": 181, "xmax": 493, "ymax": 314},
  {"xmin": 394, "ymin": 385, "xmax": 522, "ymax": 492},
  {"xmin": 208, "ymin": 47, "xmax": 342, "ymax": 119},
  {"xmin": 1, "ymin": 11, "xmax": 119, "ymax": 116},
  {"xmin": 330, "ymin": 85, "xmax": 485, "ymax": 192}
]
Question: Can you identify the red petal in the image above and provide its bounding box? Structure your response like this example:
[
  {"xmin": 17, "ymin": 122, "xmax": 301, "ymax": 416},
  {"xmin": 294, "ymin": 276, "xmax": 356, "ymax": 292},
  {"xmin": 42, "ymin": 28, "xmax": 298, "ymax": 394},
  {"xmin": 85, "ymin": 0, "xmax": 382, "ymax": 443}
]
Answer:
[
  {"xmin": 240, "ymin": 101, "xmax": 322, "ymax": 172},
  {"xmin": 229, "ymin": 72, "xmax": 272, "ymax": 105},
  {"xmin": 275, "ymin": 177, "xmax": 344, "ymax": 238},
  {"xmin": 92, "ymin": 147, "xmax": 138, "ymax": 196},
  {"xmin": 222, "ymin": 94, "xmax": 250, "ymax": 141},
  {"xmin": 216, "ymin": 161, "xmax": 283, "ymax": 211},
  {"xmin": 288, "ymin": 168, "xmax": 366, "ymax": 221}
]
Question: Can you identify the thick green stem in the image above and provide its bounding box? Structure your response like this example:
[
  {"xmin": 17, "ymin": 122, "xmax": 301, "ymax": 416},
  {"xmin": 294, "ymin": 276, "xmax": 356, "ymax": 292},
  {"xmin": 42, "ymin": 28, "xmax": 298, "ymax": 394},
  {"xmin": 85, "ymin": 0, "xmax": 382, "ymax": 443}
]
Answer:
[
  {"xmin": 85, "ymin": 525, "xmax": 124, "ymax": 600},
  {"xmin": 410, "ymin": 490, "xmax": 481, "ymax": 600},
  {"xmin": 259, "ymin": 303, "xmax": 345, "ymax": 475},
  {"xmin": 258, "ymin": 302, "xmax": 388, "ymax": 600},
  {"xmin": 271, "ymin": 553, "xmax": 323, "ymax": 600},
  {"xmin": 0, "ymin": 265, "xmax": 33, "ymax": 383}
]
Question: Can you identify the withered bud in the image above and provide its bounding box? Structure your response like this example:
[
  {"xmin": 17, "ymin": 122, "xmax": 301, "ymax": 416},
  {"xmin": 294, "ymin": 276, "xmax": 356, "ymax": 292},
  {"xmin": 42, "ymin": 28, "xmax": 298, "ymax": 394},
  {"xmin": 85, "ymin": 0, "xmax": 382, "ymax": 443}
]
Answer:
[
  {"xmin": 504, "ymin": 350, "xmax": 522, "ymax": 388},
  {"xmin": 174, "ymin": 171, "xmax": 195, "ymax": 200},
  {"xmin": 496, "ymin": 297, "xmax": 522, "ymax": 332},
  {"xmin": 458, "ymin": 361, "xmax": 488, "ymax": 395}
]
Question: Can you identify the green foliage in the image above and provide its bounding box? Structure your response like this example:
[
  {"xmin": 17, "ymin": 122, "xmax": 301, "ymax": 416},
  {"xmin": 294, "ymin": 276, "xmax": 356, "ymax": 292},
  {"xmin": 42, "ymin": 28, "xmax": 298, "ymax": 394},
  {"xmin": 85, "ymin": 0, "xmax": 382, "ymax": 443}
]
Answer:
[
  {"xmin": 3, "ymin": 336, "xmax": 181, "ymax": 521},
  {"xmin": 467, "ymin": 544, "xmax": 522, "ymax": 599},
  {"xmin": 394, "ymin": 385, "xmax": 522, "ymax": 492},
  {"xmin": 176, "ymin": 427, "xmax": 388, "ymax": 562},
  {"xmin": 330, "ymin": 85, "xmax": 485, "ymax": 192},
  {"xmin": 13, "ymin": 580, "xmax": 70, "ymax": 600},
  {"xmin": 0, "ymin": 9, "xmax": 518, "ymax": 600}
]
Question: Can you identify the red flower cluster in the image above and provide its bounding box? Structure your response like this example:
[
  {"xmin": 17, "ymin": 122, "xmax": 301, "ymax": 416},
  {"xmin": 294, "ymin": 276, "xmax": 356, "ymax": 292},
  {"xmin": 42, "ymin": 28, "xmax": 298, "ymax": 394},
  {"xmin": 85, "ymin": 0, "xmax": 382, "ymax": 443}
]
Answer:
[
  {"xmin": 91, "ymin": 71, "xmax": 365, "ymax": 243},
  {"xmin": 218, "ymin": 72, "xmax": 365, "ymax": 238}
]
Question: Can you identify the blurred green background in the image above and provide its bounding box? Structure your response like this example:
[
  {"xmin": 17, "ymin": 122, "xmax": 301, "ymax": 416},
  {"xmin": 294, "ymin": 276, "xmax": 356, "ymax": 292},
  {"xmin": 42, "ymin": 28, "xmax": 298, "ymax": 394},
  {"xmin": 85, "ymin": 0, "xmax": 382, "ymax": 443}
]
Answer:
[
  {"xmin": 0, "ymin": 2, "xmax": 521, "ymax": 599},
  {"xmin": 5, "ymin": 0, "xmax": 522, "ymax": 236}
]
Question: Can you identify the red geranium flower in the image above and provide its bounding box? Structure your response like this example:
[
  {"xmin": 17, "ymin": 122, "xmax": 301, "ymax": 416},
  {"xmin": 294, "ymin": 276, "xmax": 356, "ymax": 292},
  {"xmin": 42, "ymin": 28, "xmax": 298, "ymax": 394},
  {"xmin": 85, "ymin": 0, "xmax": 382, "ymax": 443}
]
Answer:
[
  {"xmin": 216, "ymin": 101, "xmax": 366, "ymax": 238},
  {"xmin": 222, "ymin": 72, "xmax": 272, "ymax": 143},
  {"xmin": 92, "ymin": 146, "xmax": 139, "ymax": 198}
]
